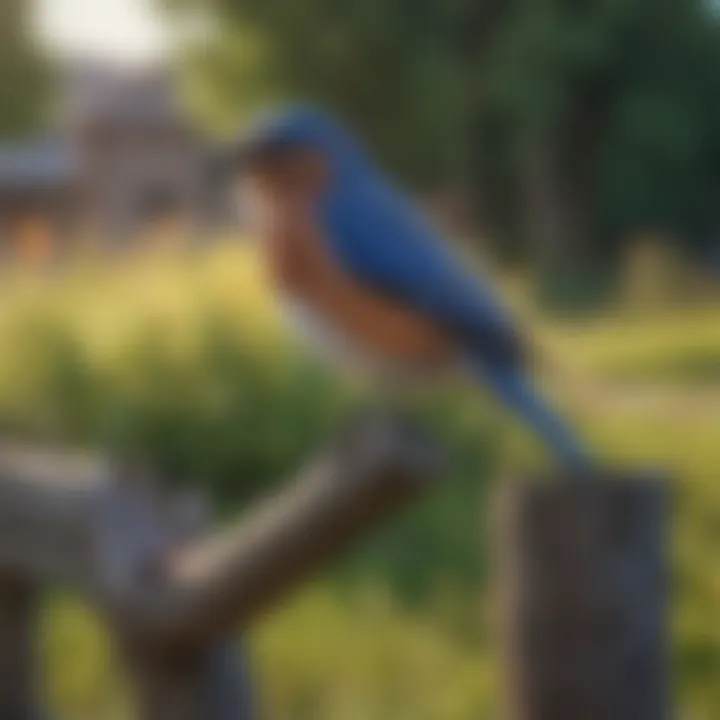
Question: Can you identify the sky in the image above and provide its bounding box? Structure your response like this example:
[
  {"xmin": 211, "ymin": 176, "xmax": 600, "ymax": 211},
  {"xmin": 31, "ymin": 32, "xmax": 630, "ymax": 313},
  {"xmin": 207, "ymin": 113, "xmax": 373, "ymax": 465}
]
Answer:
[{"xmin": 35, "ymin": 0, "xmax": 169, "ymax": 66}]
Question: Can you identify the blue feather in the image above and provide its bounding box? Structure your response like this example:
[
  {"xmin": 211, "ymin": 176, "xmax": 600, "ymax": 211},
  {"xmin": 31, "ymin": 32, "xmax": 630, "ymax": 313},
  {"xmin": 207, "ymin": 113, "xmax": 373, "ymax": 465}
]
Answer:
[
  {"xmin": 476, "ymin": 361, "xmax": 593, "ymax": 470},
  {"xmin": 242, "ymin": 106, "xmax": 593, "ymax": 468}
]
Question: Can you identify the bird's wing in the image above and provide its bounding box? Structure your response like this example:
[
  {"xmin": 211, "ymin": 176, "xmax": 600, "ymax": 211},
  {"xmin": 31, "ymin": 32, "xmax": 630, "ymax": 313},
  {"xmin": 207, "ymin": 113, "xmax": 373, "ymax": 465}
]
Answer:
[{"xmin": 327, "ymin": 194, "xmax": 525, "ymax": 367}]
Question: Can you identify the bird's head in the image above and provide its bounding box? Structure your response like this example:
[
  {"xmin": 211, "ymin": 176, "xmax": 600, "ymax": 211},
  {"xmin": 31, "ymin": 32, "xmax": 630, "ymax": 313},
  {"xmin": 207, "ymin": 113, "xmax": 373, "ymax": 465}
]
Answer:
[{"xmin": 225, "ymin": 105, "xmax": 376, "ymax": 207}]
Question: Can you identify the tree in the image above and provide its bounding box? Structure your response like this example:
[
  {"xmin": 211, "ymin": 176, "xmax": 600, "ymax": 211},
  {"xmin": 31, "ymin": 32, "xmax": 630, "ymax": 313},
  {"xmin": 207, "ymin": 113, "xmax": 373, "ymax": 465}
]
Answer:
[
  {"xmin": 471, "ymin": 0, "xmax": 720, "ymax": 266},
  {"xmin": 164, "ymin": 0, "xmax": 472, "ymax": 184},
  {"xmin": 162, "ymin": 0, "xmax": 720, "ymax": 267},
  {"xmin": 0, "ymin": 0, "xmax": 51, "ymax": 140}
]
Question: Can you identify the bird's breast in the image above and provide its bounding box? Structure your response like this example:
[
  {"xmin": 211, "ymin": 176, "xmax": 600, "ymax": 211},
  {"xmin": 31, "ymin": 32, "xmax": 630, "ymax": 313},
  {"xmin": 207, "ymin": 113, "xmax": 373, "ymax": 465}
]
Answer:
[
  {"xmin": 277, "ymin": 292, "xmax": 458, "ymax": 384},
  {"xmin": 277, "ymin": 292, "xmax": 376, "ymax": 370}
]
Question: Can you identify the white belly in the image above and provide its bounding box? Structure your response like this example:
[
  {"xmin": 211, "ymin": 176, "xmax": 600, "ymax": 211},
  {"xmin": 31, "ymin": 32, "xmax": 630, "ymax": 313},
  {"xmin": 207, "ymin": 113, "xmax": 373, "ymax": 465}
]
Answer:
[
  {"xmin": 277, "ymin": 294, "xmax": 458, "ymax": 383},
  {"xmin": 278, "ymin": 294, "xmax": 380, "ymax": 372}
]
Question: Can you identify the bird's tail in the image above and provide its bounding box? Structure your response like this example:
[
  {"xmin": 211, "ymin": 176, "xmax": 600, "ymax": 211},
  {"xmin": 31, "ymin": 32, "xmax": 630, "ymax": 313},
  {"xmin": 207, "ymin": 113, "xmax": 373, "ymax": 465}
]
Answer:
[{"xmin": 472, "ymin": 360, "xmax": 593, "ymax": 470}]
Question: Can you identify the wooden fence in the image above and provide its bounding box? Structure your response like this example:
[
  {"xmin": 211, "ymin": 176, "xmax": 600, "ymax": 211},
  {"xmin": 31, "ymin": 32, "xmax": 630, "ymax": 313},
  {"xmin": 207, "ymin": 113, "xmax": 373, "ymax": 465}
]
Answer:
[
  {"xmin": 0, "ymin": 421, "xmax": 670, "ymax": 720},
  {"xmin": 0, "ymin": 418, "xmax": 440, "ymax": 720},
  {"xmin": 497, "ymin": 474, "xmax": 670, "ymax": 720}
]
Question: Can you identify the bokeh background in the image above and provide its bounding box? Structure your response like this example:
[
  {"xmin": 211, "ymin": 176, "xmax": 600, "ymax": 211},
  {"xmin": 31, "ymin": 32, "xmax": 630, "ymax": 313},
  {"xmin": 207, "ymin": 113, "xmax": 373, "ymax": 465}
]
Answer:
[{"xmin": 2, "ymin": 0, "xmax": 719, "ymax": 717}]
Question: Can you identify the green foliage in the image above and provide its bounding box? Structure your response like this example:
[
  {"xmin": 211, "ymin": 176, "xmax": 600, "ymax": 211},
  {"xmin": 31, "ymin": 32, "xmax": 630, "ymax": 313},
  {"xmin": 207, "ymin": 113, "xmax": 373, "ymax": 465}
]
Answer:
[
  {"xmin": 2, "ymin": 247, "xmax": 719, "ymax": 717},
  {"xmin": 334, "ymin": 395, "xmax": 499, "ymax": 602},
  {"xmin": 0, "ymin": 0, "xmax": 51, "ymax": 140},
  {"xmin": 40, "ymin": 412, "xmax": 720, "ymax": 718},
  {"xmin": 43, "ymin": 593, "xmax": 132, "ymax": 720},
  {"xmin": 168, "ymin": 0, "xmax": 472, "ymax": 183},
  {"xmin": 595, "ymin": 1, "xmax": 720, "ymax": 249},
  {"xmin": 0, "ymin": 247, "xmax": 502, "ymax": 594},
  {"xmin": 45, "ymin": 587, "xmax": 497, "ymax": 720},
  {"xmin": 534, "ymin": 262, "xmax": 618, "ymax": 315},
  {"xmin": 0, "ymin": 251, "xmax": 342, "ymax": 507},
  {"xmin": 550, "ymin": 305, "xmax": 720, "ymax": 383},
  {"xmin": 165, "ymin": 0, "xmax": 720, "ymax": 263}
]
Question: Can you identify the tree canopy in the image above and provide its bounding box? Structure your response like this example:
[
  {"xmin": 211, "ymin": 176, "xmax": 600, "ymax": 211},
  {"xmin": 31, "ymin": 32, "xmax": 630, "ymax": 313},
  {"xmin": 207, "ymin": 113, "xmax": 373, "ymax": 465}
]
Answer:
[
  {"xmin": 163, "ymin": 0, "xmax": 720, "ymax": 265},
  {"xmin": 0, "ymin": 0, "xmax": 51, "ymax": 140}
]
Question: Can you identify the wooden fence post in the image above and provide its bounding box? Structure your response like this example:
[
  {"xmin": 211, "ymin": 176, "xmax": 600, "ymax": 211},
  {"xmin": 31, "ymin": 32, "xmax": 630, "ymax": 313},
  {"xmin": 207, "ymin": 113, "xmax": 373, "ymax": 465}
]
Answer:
[
  {"xmin": 0, "ymin": 573, "xmax": 44, "ymax": 720},
  {"xmin": 496, "ymin": 474, "xmax": 670, "ymax": 720},
  {"xmin": 122, "ymin": 639, "xmax": 255, "ymax": 720},
  {"xmin": 116, "ymin": 488, "xmax": 256, "ymax": 720},
  {"xmin": 103, "ymin": 418, "xmax": 438, "ymax": 719},
  {"xmin": 0, "ymin": 419, "xmax": 439, "ymax": 720}
]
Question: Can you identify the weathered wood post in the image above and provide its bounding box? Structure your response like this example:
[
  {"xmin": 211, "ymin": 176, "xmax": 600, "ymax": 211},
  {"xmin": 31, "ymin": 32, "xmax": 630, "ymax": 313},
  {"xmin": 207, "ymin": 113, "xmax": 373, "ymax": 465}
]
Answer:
[
  {"xmin": 0, "ymin": 419, "xmax": 439, "ymax": 720},
  {"xmin": 103, "ymin": 418, "xmax": 439, "ymax": 720},
  {"xmin": 0, "ymin": 573, "xmax": 43, "ymax": 720},
  {"xmin": 496, "ymin": 474, "xmax": 669, "ymax": 720},
  {"xmin": 108, "ymin": 484, "xmax": 257, "ymax": 720}
]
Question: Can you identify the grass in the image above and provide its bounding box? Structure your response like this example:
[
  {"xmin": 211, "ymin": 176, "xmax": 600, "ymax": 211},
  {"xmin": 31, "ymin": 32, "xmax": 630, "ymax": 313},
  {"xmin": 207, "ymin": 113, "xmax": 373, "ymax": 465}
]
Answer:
[
  {"xmin": 1, "ymin": 244, "xmax": 718, "ymax": 718},
  {"xmin": 41, "ymin": 408, "xmax": 720, "ymax": 720},
  {"xmin": 545, "ymin": 305, "xmax": 720, "ymax": 384}
]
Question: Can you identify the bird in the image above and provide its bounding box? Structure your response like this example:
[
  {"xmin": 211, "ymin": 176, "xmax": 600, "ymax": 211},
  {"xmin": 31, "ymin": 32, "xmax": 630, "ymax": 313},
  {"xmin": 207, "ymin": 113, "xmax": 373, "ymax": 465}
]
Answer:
[{"xmin": 228, "ymin": 106, "xmax": 592, "ymax": 469}]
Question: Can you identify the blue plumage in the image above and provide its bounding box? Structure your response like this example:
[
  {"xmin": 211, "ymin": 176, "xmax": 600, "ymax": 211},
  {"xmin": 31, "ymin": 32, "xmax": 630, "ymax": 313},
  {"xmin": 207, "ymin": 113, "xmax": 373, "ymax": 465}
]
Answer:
[{"xmin": 240, "ymin": 106, "xmax": 592, "ymax": 468}]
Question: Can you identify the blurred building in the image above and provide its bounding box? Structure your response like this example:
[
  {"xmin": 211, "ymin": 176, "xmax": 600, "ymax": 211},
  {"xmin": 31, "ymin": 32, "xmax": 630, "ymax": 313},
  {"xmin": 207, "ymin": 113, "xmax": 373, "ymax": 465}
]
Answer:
[{"xmin": 0, "ymin": 63, "xmax": 230, "ymax": 259}]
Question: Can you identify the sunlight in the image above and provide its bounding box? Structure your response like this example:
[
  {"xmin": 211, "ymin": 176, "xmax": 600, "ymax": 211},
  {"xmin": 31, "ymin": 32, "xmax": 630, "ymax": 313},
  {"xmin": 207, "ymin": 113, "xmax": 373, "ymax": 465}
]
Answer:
[{"xmin": 35, "ymin": 0, "xmax": 169, "ymax": 65}]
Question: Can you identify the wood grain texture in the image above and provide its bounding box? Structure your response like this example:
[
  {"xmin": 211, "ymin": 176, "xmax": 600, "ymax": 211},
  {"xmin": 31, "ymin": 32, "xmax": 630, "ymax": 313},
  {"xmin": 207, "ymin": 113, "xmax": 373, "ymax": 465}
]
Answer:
[
  {"xmin": 496, "ymin": 475, "xmax": 670, "ymax": 720},
  {"xmin": 0, "ymin": 418, "xmax": 439, "ymax": 719},
  {"xmin": 0, "ymin": 574, "xmax": 44, "ymax": 720}
]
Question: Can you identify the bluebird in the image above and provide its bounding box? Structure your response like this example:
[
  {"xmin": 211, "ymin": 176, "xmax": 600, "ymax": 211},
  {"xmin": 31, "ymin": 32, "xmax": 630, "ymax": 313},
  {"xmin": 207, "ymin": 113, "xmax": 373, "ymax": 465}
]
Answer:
[{"xmin": 227, "ymin": 106, "xmax": 592, "ymax": 469}]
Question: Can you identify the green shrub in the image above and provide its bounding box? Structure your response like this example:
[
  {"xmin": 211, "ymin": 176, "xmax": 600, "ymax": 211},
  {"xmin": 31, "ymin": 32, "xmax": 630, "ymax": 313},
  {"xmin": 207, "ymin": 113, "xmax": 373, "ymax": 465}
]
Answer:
[{"xmin": 3, "ymin": 246, "xmax": 719, "ymax": 718}]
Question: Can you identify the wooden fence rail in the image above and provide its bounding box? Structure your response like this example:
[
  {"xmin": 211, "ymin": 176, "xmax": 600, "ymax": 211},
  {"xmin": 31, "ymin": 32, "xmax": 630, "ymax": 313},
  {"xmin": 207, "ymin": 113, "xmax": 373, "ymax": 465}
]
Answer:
[
  {"xmin": 0, "ymin": 418, "xmax": 440, "ymax": 720},
  {"xmin": 0, "ymin": 425, "xmax": 670, "ymax": 720}
]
